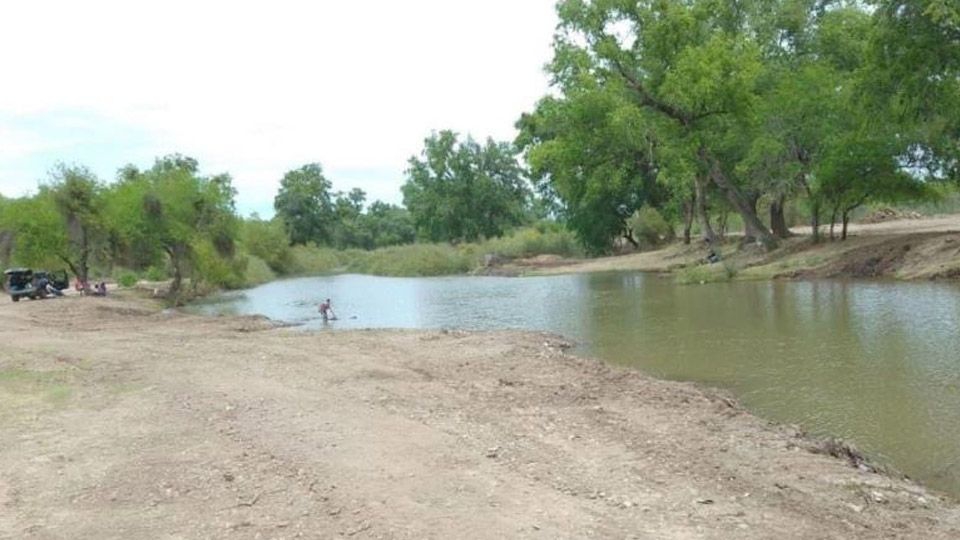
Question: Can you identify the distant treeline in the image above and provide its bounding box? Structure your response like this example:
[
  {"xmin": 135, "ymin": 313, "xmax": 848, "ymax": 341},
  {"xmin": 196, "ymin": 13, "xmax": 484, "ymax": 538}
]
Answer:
[{"xmin": 0, "ymin": 132, "xmax": 562, "ymax": 301}]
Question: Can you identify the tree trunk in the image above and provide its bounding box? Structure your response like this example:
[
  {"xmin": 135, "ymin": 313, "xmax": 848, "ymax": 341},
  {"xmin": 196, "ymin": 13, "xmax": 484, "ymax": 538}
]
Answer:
[
  {"xmin": 79, "ymin": 225, "xmax": 90, "ymax": 284},
  {"xmin": 740, "ymin": 192, "xmax": 761, "ymax": 243},
  {"xmin": 800, "ymin": 172, "xmax": 821, "ymax": 244},
  {"xmin": 694, "ymin": 175, "xmax": 718, "ymax": 247},
  {"xmin": 810, "ymin": 198, "xmax": 821, "ymax": 243},
  {"xmin": 700, "ymin": 148, "xmax": 778, "ymax": 250},
  {"xmin": 829, "ymin": 204, "xmax": 839, "ymax": 241},
  {"xmin": 682, "ymin": 194, "xmax": 694, "ymax": 245},
  {"xmin": 166, "ymin": 245, "xmax": 185, "ymax": 304},
  {"xmin": 811, "ymin": 211, "xmax": 821, "ymax": 243},
  {"xmin": 840, "ymin": 197, "xmax": 868, "ymax": 241},
  {"xmin": 57, "ymin": 255, "xmax": 81, "ymax": 284},
  {"xmin": 770, "ymin": 194, "xmax": 791, "ymax": 239}
]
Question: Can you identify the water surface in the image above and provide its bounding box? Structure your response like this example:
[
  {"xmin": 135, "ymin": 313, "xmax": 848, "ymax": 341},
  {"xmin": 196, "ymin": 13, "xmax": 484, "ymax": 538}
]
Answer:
[{"xmin": 191, "ymin": 273, "xmax": 960, "ymax": 496}]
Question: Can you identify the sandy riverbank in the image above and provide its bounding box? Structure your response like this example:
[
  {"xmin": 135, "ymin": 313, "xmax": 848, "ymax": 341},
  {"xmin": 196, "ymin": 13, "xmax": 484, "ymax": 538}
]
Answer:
[
  {"xmin": 522, "ymin": 214, "xmax": 960, "ymax": 281},
  {"xmin": 2, "ymin": 295, "xmax": 959, "ymax": 539}
]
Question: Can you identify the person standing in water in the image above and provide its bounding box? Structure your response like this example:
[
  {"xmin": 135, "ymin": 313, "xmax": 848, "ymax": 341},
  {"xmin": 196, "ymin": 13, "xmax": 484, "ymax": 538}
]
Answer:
[{"xmin": 318, "ymin": 298, "xmax": 336, "ymax": 321}]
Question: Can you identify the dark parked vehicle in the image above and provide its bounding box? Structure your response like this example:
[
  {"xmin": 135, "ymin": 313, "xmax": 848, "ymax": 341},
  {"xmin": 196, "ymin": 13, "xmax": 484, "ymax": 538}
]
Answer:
[
  {"xmin": 4, "ymin": 268, "xmax": 36, "ymax": 302},
  {"xmin": 35, "ymin": 270, "xmax": 69, "ymax": 291},
  {"xmin": 4, "ymin": 268, "xmax": 69, "ymax": 302}
]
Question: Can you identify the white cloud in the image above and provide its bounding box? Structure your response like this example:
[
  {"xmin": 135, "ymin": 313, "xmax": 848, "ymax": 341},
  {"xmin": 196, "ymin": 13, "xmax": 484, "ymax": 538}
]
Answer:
[
  {"xmin": 0, "ymin": 126, "xmax": 48, "ymax": 160},
  {"xmin": 0, "ymin": 0, "xmax": 557, "ymax": 215}
]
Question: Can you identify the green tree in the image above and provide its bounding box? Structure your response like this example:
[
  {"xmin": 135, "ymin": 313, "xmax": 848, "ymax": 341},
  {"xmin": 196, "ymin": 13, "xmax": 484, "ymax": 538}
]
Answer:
[
  {"xmin": 105, "ymin": 155, "xmax": 241, "ymax": 301},
  {"xmin": 240, "ymin": 216, "xmax": 293, "ymax": 273},
  {"xmin": 273, "ymin": 163, "xmax": 334, "ymax": 245},
  {"xmin": 330, "ymin": 188, "xmax": 370, "ymax": 249},
  {"xmin": 102, "ymin": 167, "xmax": 165, "ymax": 271},
  {"xmin": 865, "ymin": 0, "xmax": 960, "ymax": 180},
  {"xmin": 739, "ymin": 3, "xmax": 874, "ymax": 241},
  {"xmin": 815, "ymin": 129, "xmax": 929, "ymax": 240},
  {"xmin": 0, "ymin": 194, "xmax": 67, "ymax": 271},
  {"xmin": 361, "ymin": 201, "xmax": 416, "ymax": 249},
  {"xmin": 0, "ymin": 195, "xmax": 12, "ymax": 267},
  {"xmin": 402, "ymin": 131, "xmax": 530, "ymax": 243},
  {"xmin": 516, "ymin": 87, "xmax": 664, "ymax": 254},
  {"xmin": 549, "ymin": 0, "xmax": 780, "ymax": 249},
  {"xmin": 43, "ymin": 164, "xmax": 105, "ymax": 281}
]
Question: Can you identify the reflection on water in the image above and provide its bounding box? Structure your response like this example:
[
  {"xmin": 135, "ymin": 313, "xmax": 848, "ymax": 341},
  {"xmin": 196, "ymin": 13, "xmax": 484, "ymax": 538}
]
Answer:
[{"xmin": 190, "ymin": 273, "xmax": 960, "ymax": 496}]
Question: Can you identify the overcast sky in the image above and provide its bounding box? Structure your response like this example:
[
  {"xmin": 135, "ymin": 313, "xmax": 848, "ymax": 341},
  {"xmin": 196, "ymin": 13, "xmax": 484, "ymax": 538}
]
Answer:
[{"xmin": 0, "ymin": 0, "xmax": 558, "ymax": 217}]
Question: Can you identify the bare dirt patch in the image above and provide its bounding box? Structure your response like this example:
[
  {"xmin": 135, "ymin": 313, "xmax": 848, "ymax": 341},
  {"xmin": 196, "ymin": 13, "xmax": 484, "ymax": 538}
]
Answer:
[
  {"xmin": 2, "ymin": 295, "xmax": 959, "ymax": 539},
  {"xmin": 535, "ymin": 215, "xmax": 960, "ymax": 282}
]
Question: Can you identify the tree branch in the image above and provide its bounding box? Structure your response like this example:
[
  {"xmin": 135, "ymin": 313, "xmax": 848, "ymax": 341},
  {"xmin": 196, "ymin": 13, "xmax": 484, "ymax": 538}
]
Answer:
[{"xmin": 613, "ymin": 60, "xmax": 693, "ymax": 125}]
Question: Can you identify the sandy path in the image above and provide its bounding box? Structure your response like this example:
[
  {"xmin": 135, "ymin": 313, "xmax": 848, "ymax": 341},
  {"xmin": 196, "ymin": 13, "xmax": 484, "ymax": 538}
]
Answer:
[
  {"xmin": 809, "ymin": 214, "xmax": 960, "ymax": 236},
  {"xmin": 2, "ymin": 296, "xmax": 959, "ymax": 539}
]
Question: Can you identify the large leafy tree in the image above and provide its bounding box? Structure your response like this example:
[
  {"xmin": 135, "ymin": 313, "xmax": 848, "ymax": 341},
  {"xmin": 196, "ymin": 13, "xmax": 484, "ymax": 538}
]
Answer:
[
  {"xmin": 739, "ymin": 3, "xmax": 875, "ymax": 241},
  {"xmin": 42, "ymin": 164, "xmax": 105, "ymax": 282},
  {"xmin": 361, "ymin": 201, "xmax": 416, "ymax": 249},
  {"xmin": 402, "ymin": 131, "xmax": 530, "ymax": 243},
  {"xmin": 516, "ymin": 85, "xmax": 664, "ymax": 254},
  {"xmin": 0, "ymin": 194, "xmax": 68, "ymax": 271},
  {"xmin": 330, "ymin": 188, "xmax": 370, "ymax": 249},
  {"xmin": 105, "ymin": 155, "xmax": 241, "ymax": 301},
  {"xmin": 865, "ymin": 0, "xmax": 960, "ymax": 180},
  {"xmin": 273, "ymin": 163, "xmax": 335, "ymax": 246},
  {"xmin": 548, "ymin": 0, "xmax": 780, "ymax": 249}
]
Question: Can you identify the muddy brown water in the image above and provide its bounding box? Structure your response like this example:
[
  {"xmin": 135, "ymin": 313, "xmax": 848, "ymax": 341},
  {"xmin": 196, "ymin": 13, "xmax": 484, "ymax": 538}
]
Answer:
[{"xmin": 191, "ymin": 273, "xmax": 960, "ymax": 497}]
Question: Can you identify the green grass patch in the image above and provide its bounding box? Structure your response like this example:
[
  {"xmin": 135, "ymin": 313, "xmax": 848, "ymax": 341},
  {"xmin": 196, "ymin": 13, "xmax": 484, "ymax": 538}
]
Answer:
[
  {"xmin": 0, "ymin": 368, "xmax": 74, "ymax": 410},
  {"xmin": 676, "ymin": 262, "xmax": 737, "ymax": 285},
  {"xmin": 738, "ymin": 253, "xmax": 829, "ymax": 280}
]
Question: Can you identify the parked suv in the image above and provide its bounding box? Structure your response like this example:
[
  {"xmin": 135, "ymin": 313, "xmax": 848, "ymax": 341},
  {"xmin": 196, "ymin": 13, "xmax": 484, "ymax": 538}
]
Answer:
[
  {"xmin": 3, "ymin": 268, "xmax": 69, "ymax": 302},
  {"xmin": 4, "ymin": 268, "xmax": 37, "ymax": 302}
]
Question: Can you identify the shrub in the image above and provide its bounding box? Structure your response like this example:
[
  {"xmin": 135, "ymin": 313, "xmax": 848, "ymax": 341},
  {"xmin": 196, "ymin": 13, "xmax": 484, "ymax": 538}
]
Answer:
[
  {"xmin": 192, "ymin": 239, "xmax": 247, "ymax": 290},
  {"xmin": 117, "ymin": 271, "xmax": 138, "ymax": 288},
  {"xmin": 240, "ymin": 218, "xmax": 294, "ymax": 273},
  {"xmin": 627, "ymin": 206, "xmax": 675, "ymax": 250},
  {"xmin": 675, "ymin": 262, "xmax": 737, "ymax": 285},
  {"xmin": 361, "ymin": 244, "xmax": 473, "ymax": 276},
  {"xmin": 478, "ymin": 227, "xmax": 583, "ymax": 259},
  {"xmin": 241, "ymin": 254, "xmax": 276, "ymax": 287},
  {"xmin": 145, "ymin": 266, "xmax": 167, "ymax": 282}
]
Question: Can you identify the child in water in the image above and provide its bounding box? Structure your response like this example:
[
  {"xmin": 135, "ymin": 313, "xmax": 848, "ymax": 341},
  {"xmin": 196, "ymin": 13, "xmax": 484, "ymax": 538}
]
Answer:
[{"xmin": 318, "ymin": 298, "xmax": 336, "ymax": 321}]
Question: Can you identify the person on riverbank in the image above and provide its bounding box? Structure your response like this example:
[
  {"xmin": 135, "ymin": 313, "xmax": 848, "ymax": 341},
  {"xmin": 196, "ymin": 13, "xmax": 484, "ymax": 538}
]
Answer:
[{"xmin": 318, "ymin": 298, "xmax": 336, "ymax": 322}]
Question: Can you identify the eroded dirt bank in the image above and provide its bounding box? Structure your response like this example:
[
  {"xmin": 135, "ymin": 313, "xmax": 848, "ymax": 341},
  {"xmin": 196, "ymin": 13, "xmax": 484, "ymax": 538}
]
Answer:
[
  {"xmin": 2, "ymin": 296, "xmax": 959, "ymax": 539},
  {"xmin": 528, "ymin": 215, "xmax": 960, "ymax": 280}
]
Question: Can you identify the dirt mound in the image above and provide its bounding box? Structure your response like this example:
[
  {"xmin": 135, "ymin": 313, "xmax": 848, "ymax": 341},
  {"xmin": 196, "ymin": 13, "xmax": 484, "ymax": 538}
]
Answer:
[
  {"xmin": 800, "ymin": 233, "xmax": 960, "ymax": 280},
  {"xmin": 833, "ymin": 240, "xmax": 915, "ymax": 278}
]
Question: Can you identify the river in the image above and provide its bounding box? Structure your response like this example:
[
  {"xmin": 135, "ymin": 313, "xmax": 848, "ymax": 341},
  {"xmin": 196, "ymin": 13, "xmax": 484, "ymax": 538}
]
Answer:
[{"xmin": 190, "ymin": 273, "xmax": 960, "ymax": 497}]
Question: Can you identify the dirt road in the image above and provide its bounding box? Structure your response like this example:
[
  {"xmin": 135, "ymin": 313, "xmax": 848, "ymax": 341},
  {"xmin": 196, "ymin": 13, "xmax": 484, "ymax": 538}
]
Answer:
[{"xmin": 2, "ymin": 295, "xmax": 959, "ymax": 539}]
